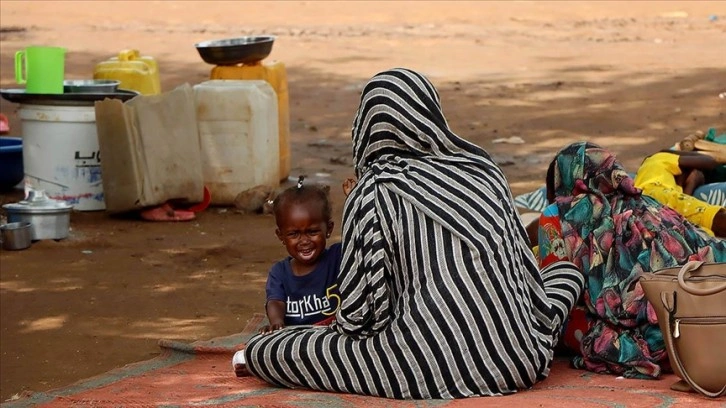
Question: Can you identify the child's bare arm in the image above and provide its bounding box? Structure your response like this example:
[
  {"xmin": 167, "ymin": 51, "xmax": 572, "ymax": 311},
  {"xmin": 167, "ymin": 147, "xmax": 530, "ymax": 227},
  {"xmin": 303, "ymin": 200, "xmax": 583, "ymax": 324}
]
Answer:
[
  {"xmin": 682, "ymin": 169, "xmax": 706, "ymax": 196},
  {"xmin": 343, "ymin": 178, "xmax": 357, "ymax": 197},
  {"xmin": 260, "ymin": 300, "xmax": 286, "ymax": 335},
  {"xmin": 713, "ymin": 209, "xmax": 726, "ymax": 238},
  {"xmin": 678, "ymin": 153, "xmax": 721, "ymax": 170}
]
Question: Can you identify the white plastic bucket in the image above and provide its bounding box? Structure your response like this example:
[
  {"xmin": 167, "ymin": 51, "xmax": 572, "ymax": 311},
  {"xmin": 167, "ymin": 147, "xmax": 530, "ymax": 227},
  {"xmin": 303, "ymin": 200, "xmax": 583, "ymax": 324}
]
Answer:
[
  {"xmin": 193, "ymin": 80, "xmax": 280, "ymax": 205},
  {"xmin": 18, "ymin": 104, "xmax": 105, "ymax": 211}
]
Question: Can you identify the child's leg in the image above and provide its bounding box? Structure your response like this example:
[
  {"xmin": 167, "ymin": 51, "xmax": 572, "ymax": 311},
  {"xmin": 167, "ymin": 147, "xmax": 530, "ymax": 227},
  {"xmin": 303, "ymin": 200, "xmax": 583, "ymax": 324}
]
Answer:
[{"xmin": 682, "ymin": 169, "xmax": 705, "ymax": 196}]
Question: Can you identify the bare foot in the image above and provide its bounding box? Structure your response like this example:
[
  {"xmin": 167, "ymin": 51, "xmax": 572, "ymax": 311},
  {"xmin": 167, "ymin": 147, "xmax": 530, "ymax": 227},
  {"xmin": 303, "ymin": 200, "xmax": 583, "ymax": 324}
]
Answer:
[
  {"xmin": 234, "ymin": 363, "xmax": 250, "ymax": 377},
  {"xmin": 232, "ymin": 349, "xmax": 250, "ymax": 377}
]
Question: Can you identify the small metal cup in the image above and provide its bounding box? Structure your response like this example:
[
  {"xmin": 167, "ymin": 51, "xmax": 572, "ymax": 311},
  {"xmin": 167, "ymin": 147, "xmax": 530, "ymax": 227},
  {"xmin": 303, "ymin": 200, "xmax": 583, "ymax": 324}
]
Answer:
[{"xmin": 0, "ymin": 221, "xmax": 32, "ymax": 250}]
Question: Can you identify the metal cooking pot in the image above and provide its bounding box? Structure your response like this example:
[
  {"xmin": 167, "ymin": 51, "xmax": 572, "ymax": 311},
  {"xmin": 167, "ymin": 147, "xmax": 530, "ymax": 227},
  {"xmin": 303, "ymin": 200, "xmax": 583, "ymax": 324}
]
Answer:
[{"xmin": 2, "ymin": 190, "xmax": 73, "ymax": 240}]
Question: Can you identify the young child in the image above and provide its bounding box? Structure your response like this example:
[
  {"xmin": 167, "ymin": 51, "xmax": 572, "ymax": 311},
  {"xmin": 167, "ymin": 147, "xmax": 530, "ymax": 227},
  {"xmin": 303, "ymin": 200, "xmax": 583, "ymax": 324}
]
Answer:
[
  {"xmin": 234, "ymin": 176, "xmax": 342, "ymax": 376},
  {"xmin": 262, "ymin": 176, "xmax": 342, "ymax": 333},
  {"xmin": 634, "ymin": 150, "xmax": 726, "ymax": 237}
]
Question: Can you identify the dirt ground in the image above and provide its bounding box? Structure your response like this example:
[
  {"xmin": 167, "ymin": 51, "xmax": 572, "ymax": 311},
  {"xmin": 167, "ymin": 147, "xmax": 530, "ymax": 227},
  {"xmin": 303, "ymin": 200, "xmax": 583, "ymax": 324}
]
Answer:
[{"xmin": 0, "ymin": 0, "xmax": 724, "ymax": 402}]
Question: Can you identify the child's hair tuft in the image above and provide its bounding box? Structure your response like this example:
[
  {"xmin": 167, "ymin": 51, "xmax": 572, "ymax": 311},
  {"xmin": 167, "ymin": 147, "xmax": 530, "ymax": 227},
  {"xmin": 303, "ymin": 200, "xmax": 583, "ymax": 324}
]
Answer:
[{"xmin": 273, "ymin": 176, "xmax": 332, "ymax": 222}]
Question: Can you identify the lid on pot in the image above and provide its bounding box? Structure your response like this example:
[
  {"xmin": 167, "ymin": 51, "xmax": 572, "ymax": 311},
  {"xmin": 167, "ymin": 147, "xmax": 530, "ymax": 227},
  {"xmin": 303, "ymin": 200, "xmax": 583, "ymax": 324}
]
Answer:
[{"xmin": 2, "ymin": 189, "xmax": 73, "ymax": 213}]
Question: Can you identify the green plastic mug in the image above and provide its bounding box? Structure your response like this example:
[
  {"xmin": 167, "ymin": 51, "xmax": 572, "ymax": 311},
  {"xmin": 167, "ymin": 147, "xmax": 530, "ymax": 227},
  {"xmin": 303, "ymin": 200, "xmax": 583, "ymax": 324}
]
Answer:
[{"xmin": 15, "ymin": 46, "xmax": 66, "ymax": 94}]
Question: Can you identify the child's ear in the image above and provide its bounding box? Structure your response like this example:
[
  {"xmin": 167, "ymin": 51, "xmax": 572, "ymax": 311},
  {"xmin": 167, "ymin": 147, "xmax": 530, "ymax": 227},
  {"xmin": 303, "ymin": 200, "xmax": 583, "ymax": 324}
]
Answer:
[
  {"xmin": 326, "ymin": 221, "xmax": 334, "ymax": 237},
  {"xmin": 275, "ymin": 228, "xmax": 283, "ymax": 241}
]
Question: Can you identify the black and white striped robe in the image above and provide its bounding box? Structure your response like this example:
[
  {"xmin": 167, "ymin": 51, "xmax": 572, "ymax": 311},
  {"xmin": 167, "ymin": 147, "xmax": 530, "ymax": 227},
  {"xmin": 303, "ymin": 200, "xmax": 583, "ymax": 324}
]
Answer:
[{"xmin": 244, "ymin": 68, "xmax": 584, "ymax": 399}]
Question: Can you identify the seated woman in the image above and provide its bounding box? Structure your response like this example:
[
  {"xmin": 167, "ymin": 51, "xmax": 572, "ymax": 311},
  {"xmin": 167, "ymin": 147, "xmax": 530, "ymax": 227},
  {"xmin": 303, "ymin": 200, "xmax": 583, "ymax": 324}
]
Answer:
[
  {"xmin": 538, "ymin": 142, "xmax": 726, "ymax": 379},
  {"xmin": 634, "ymin": 150, "xmax": 726, "ymax": 237},
  {"xmin": 241, "ymin": 68, "xmax": 585, "ymax": 399}
]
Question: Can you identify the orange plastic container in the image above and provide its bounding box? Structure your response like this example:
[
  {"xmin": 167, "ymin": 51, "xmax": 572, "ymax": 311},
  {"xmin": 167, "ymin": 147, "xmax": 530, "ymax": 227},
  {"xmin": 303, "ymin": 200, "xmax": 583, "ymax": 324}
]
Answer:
[
  {"xmin": 210, "ymin": 61, "xmax": 290, "ymax": 181},
  {"xmin": 93, "ymin": 49, "xmax": 161, "ymax": 95}
]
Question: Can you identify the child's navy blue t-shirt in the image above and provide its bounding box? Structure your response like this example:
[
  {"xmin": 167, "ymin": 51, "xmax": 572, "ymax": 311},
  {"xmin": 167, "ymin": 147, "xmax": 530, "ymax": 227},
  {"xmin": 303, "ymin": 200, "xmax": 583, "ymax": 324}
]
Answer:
[{"xmin": 266, "ymin": 243, "xmax": 342, "ymax": 326}]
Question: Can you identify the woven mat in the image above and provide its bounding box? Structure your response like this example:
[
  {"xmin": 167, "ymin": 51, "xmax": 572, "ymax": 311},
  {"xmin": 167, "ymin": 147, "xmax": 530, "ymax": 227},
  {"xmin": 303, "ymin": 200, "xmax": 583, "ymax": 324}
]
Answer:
[{"xmin": 3, "ymin": 314, "xmax": 720, "ymax": 407}]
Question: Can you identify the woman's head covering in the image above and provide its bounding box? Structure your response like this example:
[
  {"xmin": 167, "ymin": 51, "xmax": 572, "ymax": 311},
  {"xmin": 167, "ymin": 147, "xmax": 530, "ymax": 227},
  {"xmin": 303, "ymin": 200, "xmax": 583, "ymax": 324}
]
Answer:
[
  {"xmin": 548, "ymin": 141, "xmax": 725, "ymax": 377},
  {"xmin": 550, "ymin": 142, "xmax": 639, "ymax": 202},
  {"xmin": 336, "ymin": 68, "xmax": 543, "ymax": 336},
  {"xmin": 351, "ymin": 68, "xmax": 493, "ymax": 178}
]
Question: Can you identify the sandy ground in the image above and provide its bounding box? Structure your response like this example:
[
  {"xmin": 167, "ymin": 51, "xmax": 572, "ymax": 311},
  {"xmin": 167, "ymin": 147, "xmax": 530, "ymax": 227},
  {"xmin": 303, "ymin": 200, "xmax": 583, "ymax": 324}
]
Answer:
[{"xmin": 0, "ymin": 0, "xmax": 724, "ymax": 402}]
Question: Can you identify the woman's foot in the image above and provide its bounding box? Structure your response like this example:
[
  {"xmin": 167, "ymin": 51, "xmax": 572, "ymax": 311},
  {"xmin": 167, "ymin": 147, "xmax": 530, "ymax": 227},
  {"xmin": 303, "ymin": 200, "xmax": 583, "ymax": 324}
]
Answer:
[{"xmin": 234, "ymin": 363, "xmax": 250, "ymax": 377}]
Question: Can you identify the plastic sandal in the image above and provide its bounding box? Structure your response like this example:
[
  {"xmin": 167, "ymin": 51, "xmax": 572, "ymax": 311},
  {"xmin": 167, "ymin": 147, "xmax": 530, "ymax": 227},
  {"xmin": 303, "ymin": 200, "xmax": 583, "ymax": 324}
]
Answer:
[{"xmin": 140, "ymin": 203, "xmax": 196, "ymax": 222}]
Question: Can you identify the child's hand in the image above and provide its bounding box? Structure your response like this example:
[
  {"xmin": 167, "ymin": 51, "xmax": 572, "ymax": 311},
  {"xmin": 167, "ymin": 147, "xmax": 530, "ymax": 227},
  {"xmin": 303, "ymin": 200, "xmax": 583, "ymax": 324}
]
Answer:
[
  {"xmin": 343, "ymin": 178, "xmax": 357, "ymax": 197},
  {"xmin": 264, "ymin": 300, "xmax": 285, "ymax": 335},
  {"xmin": 259, "ymin": 323, "xmax": 285, "ymax": 335}
]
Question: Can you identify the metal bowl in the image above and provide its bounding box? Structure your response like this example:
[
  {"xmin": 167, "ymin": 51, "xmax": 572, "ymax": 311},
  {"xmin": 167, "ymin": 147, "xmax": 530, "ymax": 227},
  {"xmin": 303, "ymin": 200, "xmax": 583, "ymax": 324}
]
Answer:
[
  {"xmin": 64, "ymin": 79, "xmax": 121, "ymax": 94},
  {"xmin": 0, "ymin": 221, "xmax": 32, "ymax": 250},
  {"xmin": 194, "ymin": 36, "xmax": 275, "ymax": 66}
]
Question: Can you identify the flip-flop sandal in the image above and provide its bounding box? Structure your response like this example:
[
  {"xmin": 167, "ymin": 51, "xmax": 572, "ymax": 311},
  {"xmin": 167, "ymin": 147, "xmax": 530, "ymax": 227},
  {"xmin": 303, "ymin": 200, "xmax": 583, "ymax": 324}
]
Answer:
[
  {"xmin": 0, "ymin": 113, "xmax": 9, "ymax": 134},
  {"xmin": 140, "ymin": 203, "xmax": 196, "ymax": 222},
  {"xmin": 186, "ymin": 186, "xmax": 212, "ymax": 213}
]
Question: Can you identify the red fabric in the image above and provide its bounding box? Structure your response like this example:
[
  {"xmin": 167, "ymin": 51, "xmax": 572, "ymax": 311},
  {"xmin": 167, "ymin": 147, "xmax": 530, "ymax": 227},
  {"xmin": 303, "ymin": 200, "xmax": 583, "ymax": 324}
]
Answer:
[{"xmin": 314, "ymin": 315, "xmax": 336, "ymax": 326}]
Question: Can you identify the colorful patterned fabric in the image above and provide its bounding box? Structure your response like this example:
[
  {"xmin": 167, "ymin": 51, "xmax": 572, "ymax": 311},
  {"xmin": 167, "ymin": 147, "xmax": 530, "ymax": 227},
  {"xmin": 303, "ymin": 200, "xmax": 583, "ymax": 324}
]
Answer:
[
  {"xmin": 243, "ymin": 69, "xmax": 585, "ymax": 399},
  {"xmin": 538, "ymin": 142, "xmax": 726, "ymax": 379},
  {"xmin": 515, "ymin": 181, "xmax": 726, "ymax": 213}
]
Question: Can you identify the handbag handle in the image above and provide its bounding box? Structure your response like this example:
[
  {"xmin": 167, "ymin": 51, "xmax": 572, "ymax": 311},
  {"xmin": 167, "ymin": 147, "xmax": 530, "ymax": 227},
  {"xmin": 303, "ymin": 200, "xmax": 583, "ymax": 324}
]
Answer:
[
  {"xmin": 677, "ymin": 260, "xmax": 726, "ymax": 296},
  {"xmin": 661, "ymin": 302, "xmax": 726, "ymax": 398}
]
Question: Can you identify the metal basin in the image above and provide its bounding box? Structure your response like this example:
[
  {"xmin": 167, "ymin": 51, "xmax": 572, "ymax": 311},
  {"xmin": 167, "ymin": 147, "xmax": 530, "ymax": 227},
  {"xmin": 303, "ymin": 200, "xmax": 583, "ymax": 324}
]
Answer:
[
  {"xmin": 64, "ymin": 79, "xmax": 121, "ymax": 94},
  {"xmin": 195, "ymin": 36, "xmax": 275, "ymax": 65}
]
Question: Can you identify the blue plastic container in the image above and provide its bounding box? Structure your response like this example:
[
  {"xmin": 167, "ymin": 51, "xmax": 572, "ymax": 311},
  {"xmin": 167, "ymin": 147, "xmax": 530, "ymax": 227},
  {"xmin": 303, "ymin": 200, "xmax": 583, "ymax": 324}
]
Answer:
[{"xmin": 0, "ymin": 137, "xmax": 23, "ymax": 191}]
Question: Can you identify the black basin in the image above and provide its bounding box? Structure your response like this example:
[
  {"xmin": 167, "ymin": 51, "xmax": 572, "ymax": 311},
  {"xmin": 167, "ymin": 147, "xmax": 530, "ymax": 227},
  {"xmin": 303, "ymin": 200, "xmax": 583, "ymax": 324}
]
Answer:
[
  {"xmin": 0, "ymin": 137, "xmax": 23, "ymax": 191},
  {"xmin": 0, "ymin": 88, "xmax": 140, "ymax": 106},
  {"xmin": 195, "ymin": 36, "xmax": 275, "ymax": 66}
]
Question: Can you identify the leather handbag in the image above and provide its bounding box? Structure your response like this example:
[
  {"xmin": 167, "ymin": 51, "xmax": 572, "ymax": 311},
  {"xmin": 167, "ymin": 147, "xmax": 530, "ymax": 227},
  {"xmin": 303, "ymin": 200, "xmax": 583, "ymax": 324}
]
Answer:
[{"xmin": 639, "ymin": 260, "xmax": 726, "ymax": 398}]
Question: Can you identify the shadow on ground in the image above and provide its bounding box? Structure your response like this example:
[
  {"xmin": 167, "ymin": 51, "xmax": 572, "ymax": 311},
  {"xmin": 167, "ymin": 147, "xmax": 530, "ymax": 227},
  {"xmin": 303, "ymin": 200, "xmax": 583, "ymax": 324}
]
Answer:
[{"xmin": 0, "ymin": 44, "xmax": 723, "ymax": 400}]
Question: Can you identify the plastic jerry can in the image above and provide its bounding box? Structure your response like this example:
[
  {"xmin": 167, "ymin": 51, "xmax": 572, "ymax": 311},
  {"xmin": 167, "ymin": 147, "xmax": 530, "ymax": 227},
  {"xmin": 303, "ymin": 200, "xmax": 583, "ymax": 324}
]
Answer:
[
  {"xmin": 93, "ymin": 49, "xmax": 161, "ymax": 95},
  {"xmin": 193, "ymin": 80, "xmax": 280, "ymax": 205},
  {"xmin": 210, "ymin": 61, "xmax": 290, "ymax": 181}
]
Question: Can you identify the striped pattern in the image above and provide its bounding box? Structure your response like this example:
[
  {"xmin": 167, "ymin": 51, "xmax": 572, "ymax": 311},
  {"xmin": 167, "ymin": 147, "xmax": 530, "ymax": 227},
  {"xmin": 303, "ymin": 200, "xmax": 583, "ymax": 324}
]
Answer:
[
  {"xmin": 245, "ymin": 69, "xmax": 584, "ymax": 399},
  {"xmin": 514, "ymin": 187, "xmax": 549, "ymax": 212}
]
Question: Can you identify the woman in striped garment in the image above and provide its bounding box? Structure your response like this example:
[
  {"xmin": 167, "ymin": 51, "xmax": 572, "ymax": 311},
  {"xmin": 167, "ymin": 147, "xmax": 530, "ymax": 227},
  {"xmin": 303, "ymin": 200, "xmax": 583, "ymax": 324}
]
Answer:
[{"xmin": 243, "ymin": 68, "xmax": 584, "ymax": 399}]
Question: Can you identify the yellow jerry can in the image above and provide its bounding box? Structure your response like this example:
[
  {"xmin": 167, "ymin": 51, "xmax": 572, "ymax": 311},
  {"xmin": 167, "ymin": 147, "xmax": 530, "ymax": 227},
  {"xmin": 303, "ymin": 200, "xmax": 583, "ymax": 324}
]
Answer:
[
  {"xmin": 210, "ymin": 61, "xmax": 290, "ymax": 181},
  {"xmin": 93, "ymin": 49, "xmax": 161, "ymax": 95}
]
